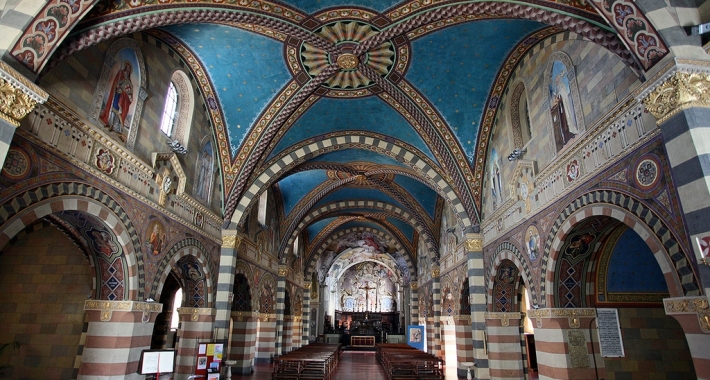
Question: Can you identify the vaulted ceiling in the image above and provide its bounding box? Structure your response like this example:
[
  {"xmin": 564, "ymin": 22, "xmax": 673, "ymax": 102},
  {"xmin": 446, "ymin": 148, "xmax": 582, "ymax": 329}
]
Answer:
[{"xmin": 39, "ymin": 0, "xmax": 655, "ymax": 272}]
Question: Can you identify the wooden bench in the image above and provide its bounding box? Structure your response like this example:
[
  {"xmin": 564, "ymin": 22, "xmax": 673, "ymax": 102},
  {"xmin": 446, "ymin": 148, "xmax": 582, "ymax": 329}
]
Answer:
[
  {"xmin": 376, "ymin": 344, "xmax": 444, "ymax": 380},
  {"xmin": 272, "ymin": 343, "xmax": 342, "ymax": 380}
]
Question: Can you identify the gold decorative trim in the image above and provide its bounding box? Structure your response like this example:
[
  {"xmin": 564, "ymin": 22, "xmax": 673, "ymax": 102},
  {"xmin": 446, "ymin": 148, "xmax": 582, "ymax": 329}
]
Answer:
[
  {"xmin": 336, "ymin": 54, "xmax": 359, "ymax": 70},
  {"xmin": 664, "ymin": 296, "xmax": 710, "ymax": 333},
  {"xmin": 485, "ymin": 312, "xmax": 522, "ymax": 327},
  {"xmin": 231, "ymin": 311, "xmax": 259, "ymax": 322},
  {"xmin": 222, "ymin": 235, "xmax": 242, "ymax": 249},
  {"xmin": 527, "ymin": 308, "xmax": 551, "ymax": 328},
  {"xmin": 465, "ymin": 238, "xmax": 483, "ymax": 252},
  {"xmin": 453, "ymin": 315, "xmax": 472, "ymax": 324},
  {"xmin": 178, "ymin": 307, "xmax": 215, "ymax": 322},
  {"xmin": 410, "ymin": 282, "xmax": 418, "ymax": 291},
  {"xmin": 568, "ymin": 330, "xmax": 590, "ymax": 368},
  {"xmin": 257, "ymin": 312, "xmax": 278, "ymax": 322},
  {"xmin": 0, "ymin": 61, "xmax": 47, "ymax": 103},
  {"xmin": 0, "ymin": 78, "xmax": 40, "ymax": 126},
  {"xmin": 278, "ymin": 266, "xmax": 289, "ymax": 277},
  {"xmin": 431, "ymin": 268, "xmax": 440, "ymax": 278},
  {"xmin": 643, "ymin": 71, "xmax": 710, "ymax": 124},
  {"xmin": 84, "ymin": 300, "xmax": 162, "ymax": 322}
]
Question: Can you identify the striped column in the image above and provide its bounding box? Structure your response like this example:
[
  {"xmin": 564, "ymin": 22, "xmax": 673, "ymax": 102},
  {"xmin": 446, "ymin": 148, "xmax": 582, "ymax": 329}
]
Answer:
[
  {"xmin": 255, "ymin": 314, "xmax": 277, "ymax": 363},
  {"xmin": 441, "ymin": 318, "xmax": 455, "ymax": 364},
  {"xmin": 79, "ymin": 301, "xmax": 162, "ymax": 379},
  {"xmin": 664, "ymin": 296, "xmax": 710, "ymax": 378},
  {"xmin": 275, "ymin": 267, "xmax": 287, "ymax": 356},
  {"xmin": 176, "ymin": 307, "xmax": 216, "ymax": 378},
  {"xmin": 426, "ymin": 317, "xmax": 435, "ymax": 354},
  {"xmin": 292, "ymin": 316, "xmax": 302, "ymax": 349},
  {"xmin": 432, "ymin": 267, "xmax": 442, "ymax": 357},
  {"xmin": 302, "ymin": 284, "xmax": 311, "ymax": 344},
  {"xmin": 0, "ymin": 61, "xmax": 47, "ymax": 167},
  {"xmin": 402, "ymin": 285, "xmax": 411, "ymax": 328},
  {"xmin": 229, "ymin": 311, "xmax": 258, "ymax": 375},
  {"xmin": 465, "ymin": 233, "xmax": 489, "ymax": 379},
  {"xmin": 641, "ymin": 71, "xmax": 710, "ymax": 303},
  {"xmin": 317, "ymin": 284, "xmax": 327, "ymax": 336},
  {"xmin": 527, "ymin": 308, "xmax": 602, "ymax": 380},
  {"xmin": 410, "ymin": 281, "xmax": 419, "ymax": 325},
  {"xmin": 454, "ymin": 315, "xmax": 474, "ymax": 378},
  {"xmin": 214, "ymin": 233, "xmax": 241, "ymax": 341},
  {"xmin": 485, "ymin": 312, "xmax": 524, "ymax": 379},
  {"xmin": 282, "ymin": 316, "xmax": 294, "ymax": 353}
]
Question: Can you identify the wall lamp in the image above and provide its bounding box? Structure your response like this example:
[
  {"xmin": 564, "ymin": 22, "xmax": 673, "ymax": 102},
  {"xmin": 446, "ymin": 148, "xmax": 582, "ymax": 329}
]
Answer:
[{"xmin": 507, "ymin": 148, "xmax": 526, "ymax": 161}]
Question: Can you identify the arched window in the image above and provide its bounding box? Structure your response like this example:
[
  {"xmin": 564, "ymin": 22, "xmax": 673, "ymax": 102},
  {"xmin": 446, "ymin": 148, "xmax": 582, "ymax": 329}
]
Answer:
[
  {"xmin": 161, "ymin": 70, "xmax": 194, "ymax": 151},
  {"xmin": 160, "ymin": 81, "xmax": 179, "ymax": 137}
]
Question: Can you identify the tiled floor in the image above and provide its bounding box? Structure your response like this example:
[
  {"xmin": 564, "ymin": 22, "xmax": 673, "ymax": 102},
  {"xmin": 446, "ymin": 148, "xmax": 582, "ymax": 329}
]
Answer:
[{"xmin": 230, "ymin": 351, "xmax": 464, "ymax": 380}]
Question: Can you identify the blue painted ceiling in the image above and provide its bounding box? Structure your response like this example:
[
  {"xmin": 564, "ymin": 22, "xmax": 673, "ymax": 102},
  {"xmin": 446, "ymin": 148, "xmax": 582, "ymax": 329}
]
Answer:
[{"xmin": 154, "ymin": 3, "xmax": 561, "ymax": 270}]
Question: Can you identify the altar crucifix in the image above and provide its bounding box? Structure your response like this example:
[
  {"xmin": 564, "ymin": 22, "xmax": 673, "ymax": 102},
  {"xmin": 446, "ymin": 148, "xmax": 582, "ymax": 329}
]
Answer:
[{"xmin": 359, "ymin": 281, "xmax": 377, "ymax": 312}]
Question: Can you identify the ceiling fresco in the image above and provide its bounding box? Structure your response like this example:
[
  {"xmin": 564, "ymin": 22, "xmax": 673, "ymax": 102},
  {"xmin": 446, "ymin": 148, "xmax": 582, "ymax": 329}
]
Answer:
[{"xmin": 27, "ymin": 0, "xmax": 668, "ymax": 280}]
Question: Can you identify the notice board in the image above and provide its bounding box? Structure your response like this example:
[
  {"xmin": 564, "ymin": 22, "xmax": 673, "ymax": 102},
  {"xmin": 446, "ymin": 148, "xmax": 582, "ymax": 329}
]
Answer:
[{"xmin": 194, "ymin": 342, "xmax": 223, "ymax": 379}]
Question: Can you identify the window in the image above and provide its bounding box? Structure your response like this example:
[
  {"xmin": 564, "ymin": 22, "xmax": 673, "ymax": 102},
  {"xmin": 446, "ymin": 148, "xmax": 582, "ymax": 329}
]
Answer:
[
  {"xmin": 258, "ymin": 191, "xmax": 268, "ymax": 227},
  {"xmin": 293, "ymin": 235, "xmax": 299, "ymax": 256},
  {"xmin": 160, "ymin": 81, "xmax": 179, "ymax": 136}
]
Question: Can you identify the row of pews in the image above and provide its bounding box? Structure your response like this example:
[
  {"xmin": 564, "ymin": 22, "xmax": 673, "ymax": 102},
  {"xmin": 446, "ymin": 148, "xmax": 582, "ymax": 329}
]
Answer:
[
  {"xmin": 376, "ymin": 343, "xmax": 445, "ymax": 380},
  {"xmin": 272, "ymin": 343, "xmax": 342, "ymax": 380}
]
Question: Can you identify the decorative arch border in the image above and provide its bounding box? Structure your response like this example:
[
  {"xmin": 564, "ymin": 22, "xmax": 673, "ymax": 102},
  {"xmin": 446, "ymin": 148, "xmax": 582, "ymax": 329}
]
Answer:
[
  {"xmin": 170, "ymin": 69, "xmax": 196, "ymax": 147},
  {"xmin": 234, "ymin": 259, "xmax": 255, "ymax": 311},
  {"xmin": 232, "ymin": 133, "xmax": 470, "ymax": 233},
  {"xmin": 543, "ymin": 51, "xmax": 586, "ymax": 150},
  {"xmin": 304, "ymin": 226, "xmax": 416, "ymax": 285},
  {"xmin": 285, "ymin": 201, "xmax": 435, "ymax": 258},
  {"xmin": 90, "ymin": 38, "xmax": 148, "ymax": 150},
  {"xmin": 0, "ymin": 183, "xmax": 142, "ymax": 300},
  {"xmin": 323, "ymin": 247, "xmax": 403, "ymax": 289},
  {"xmin": 540, "ymin": 191, "xmax": 699, "ymax": 307},
  {"xmin": 487, "ymin": 242, "xmax": 535, "ymax": 308},
  {"xmin": 150, "ymin": 237, "xmax": 215, "ymax": 306}
]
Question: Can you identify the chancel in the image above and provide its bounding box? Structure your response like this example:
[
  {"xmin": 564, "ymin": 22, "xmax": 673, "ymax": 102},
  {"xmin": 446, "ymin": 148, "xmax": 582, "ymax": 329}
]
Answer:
[{"xmin": 0, "ymin": 0, "xmax": 709, "ymax": 379}]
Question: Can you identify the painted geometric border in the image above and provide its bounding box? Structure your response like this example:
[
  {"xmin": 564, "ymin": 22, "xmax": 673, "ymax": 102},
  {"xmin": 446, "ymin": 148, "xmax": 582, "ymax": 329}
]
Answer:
[
  {"xmin": 539, "ymin": 190, "xmax": 699, "ymax": 306},
  {"xmin": 149, "ymin": 237, "xmax": 216, "ymax": 305},
  {"xmin": 0, "ymin": 182, "xmax": 143, "ymax": 300}
]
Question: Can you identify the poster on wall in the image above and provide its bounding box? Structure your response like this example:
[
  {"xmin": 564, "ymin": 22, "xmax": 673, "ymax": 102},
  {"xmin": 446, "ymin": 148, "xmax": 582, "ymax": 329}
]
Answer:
[
  {"xmin": 194, "ymin": 342, "xmax": 223, "ymax": 379},
  {"xmin": 407, "ymin": 325, "xmax": 425, "ymax": 351},
  {"xmin": 596, "ymin": 308, "xmax": 625, "ymax": 357}
]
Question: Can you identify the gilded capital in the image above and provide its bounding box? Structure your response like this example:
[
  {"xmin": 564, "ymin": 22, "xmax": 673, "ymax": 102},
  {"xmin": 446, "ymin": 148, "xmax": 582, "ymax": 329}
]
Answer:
[
  {"xmin": 278, "ymin": 266, "xmax": 289, "ymax": 277},
  {"xmin": 431, "ymin": 268, "xmax": 440, "ymax": 278},
  {"xmin": 222, "ymin": 234, "xmax": 242, "ymax": 249},
  {"xmin": 304, "ymin": 283, "xmax": 311, "ymax": 290},
  {"xmin": 410, "ymin": 281, "xmax": 418, "ymax": 291},
  {"xmin": 643, "ymin": 71, "xmax": 710, "ymax": 124},
  {"xmin": 465, "ymin": 238, "xmax": 483, "ymax": 252},
  {"xmin": 0, "ymin": 61, "xmax": 47, "ymax": 126}
]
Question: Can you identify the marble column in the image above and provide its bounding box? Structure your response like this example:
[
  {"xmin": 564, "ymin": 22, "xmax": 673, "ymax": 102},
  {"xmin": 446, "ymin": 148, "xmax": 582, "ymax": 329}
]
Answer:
[
  {"xmin": 642, "ymin": 69, "xmax": 710, "ymax": 303},
  {"xmin": 275, "ymin": 266, "xmax": 287, "ymax": 356},
  {"xmin": 410, "ymin": 281, "xmax": 419, "ymax": 325},
  {"xmin": 79, "ymin": 300, "xmax": 162, "ymax": 379},
  {"xmin": 214, "ymin": 233, "xmax": 242, "ymax": 342},
  {"xmin": 528, "ymin": 308, "xmax": 602, "ymax": 380},
  {"xmin": 465, "ymin": 233, "xmax": 489, "ymax": 379},
  {"xmin": 485, "ymin": 312, "xmax": 524, "ymax": 379},
  {"xmin": 302, "ymin": 283, "xmax": 312, "ymax": 344},
  {"xmin": 175, "ymin": 307, "xmax": 216, "ymax": 379},
  {"xmin": 664, "ymin": 296, "xmax": 710, "ymax": 378}
]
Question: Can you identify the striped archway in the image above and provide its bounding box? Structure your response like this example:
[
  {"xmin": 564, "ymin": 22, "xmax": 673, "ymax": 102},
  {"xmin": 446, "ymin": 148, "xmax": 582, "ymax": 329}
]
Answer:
[{"xmin": 150, "ymin": 237, "xmax": 216, "ymax": 306}]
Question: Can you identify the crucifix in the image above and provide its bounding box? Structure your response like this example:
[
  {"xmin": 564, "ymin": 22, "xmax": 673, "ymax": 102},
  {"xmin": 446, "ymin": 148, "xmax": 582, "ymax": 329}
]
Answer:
[{"xmin": 359, "ymin": 281, "xmax": 377, "ymax": 312}]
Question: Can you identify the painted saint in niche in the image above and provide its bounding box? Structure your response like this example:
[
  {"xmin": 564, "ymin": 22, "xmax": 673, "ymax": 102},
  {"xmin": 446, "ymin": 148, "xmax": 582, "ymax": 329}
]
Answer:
[
  {"xmin": 146, "ymin": 220, "xmax": 165, "ymax": 256},
  {"xmin": 549, "ymin": 60, "xmax": 579, "ymax": 151},
  {"xmin": 489, "ymin": 148, "xmax": 504, "ymax": 209},
  {"xmin": 99, "ymin": 48, "xmax": 139, "ymax": 139},
  {"xmin": 194, "ymin": 141, "xmax": 214, "ymax": 204},
  {"xmin": 526, "ymin": 225, "xmax": 540, "ymax": 261}
]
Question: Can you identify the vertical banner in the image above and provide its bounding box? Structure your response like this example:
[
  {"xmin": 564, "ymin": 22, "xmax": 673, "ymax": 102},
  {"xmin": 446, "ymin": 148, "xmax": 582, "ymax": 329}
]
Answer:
[
  {"xmin": 596, "ymin": 308, "xmax": 625, "ymax": 357},
  {"xmin": 407, "ymin": 325, "xmax": 425, "ymax": 351}
]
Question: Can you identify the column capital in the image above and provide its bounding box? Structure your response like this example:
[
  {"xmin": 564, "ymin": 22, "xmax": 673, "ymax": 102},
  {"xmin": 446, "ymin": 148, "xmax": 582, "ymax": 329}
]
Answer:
[
  {"xmin": 485, "ymin": 312, "xmax": 522, "ymax": 326},
  {"xmin": 222, "ymin": 233, "xmax": 242, "ymax": 249},
  {"xmin": 0, "ymin": 61, "xmax": 47, "ymax": 126},
  {"xmin": 527, "ymin": 308, "xmax": 596, "ymax": 329},
  {"xmin": 410, "ymin": 281, "xmax": 418, "ymax": 291},
  {"xmin": 177, "ymin": 307, "xmax": 216, "ymax": 322},
  {"xmin": 84, "ymin": 300, "xmax": 163, "ymax": 322},
  {"xmin": 304, "ymin": 282, "xmax": 312, "ymax": 290},
  {"xmin": 464, "ymin": 234, "xmax": 483, "ymax": 252},
  {"xmin": 642, "ymin": 69, "xmax": 710, "ymax": 124},
  {"xmin": 431, "ymin": 267, "xmax": 440, "ymax": 278},
  {"xmin": 664, "ymin": 296, "xmax": 710, "ymax": 333},
  {"xmin": 278, "ymin": 266, "xmax": 289, "ymax": 277}
]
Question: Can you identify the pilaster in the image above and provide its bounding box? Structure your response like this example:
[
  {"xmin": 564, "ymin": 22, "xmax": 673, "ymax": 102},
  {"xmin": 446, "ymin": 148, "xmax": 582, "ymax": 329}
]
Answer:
[
  {"xmin": 176, "ymin": 307, "xmax": 215, "ymax": 378},
  {"xmin": 485, "ymin": 312, "xmax": 524, "ymax": 379},
  {"xmin": 664, "ymin": 296, "xmax": 710, "ymax": 377},
  {"xmin": 465, "ymin": 233, "xmax": 489, "ymax": 379}
]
